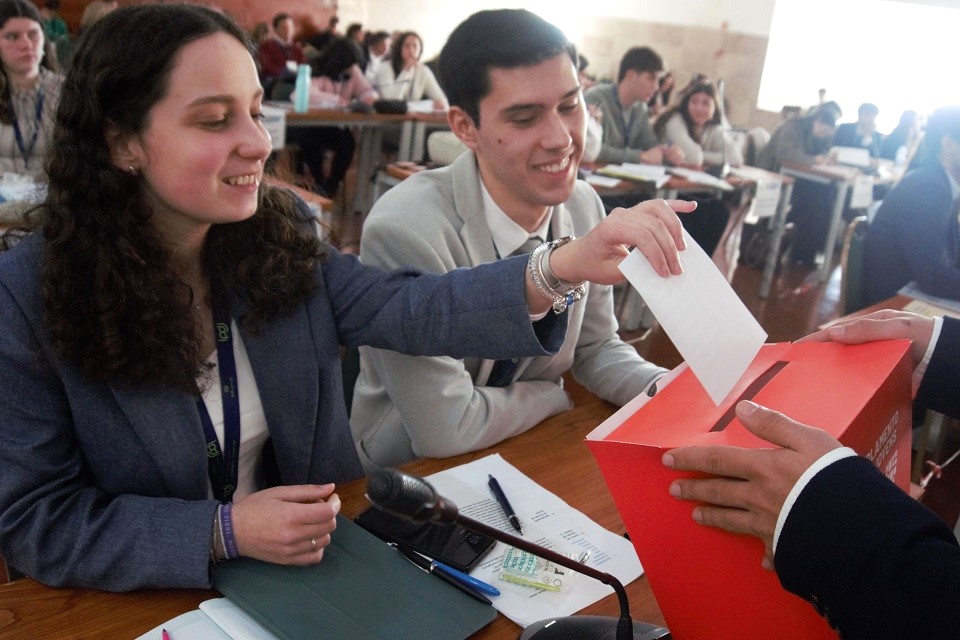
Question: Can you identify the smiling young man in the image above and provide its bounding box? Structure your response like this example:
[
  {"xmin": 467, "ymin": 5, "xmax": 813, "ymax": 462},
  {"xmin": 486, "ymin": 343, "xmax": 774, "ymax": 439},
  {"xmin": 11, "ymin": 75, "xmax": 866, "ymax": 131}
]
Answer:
[{"xmin": 350, "ymin": 9, "xmax": 694, "ymax": 469}]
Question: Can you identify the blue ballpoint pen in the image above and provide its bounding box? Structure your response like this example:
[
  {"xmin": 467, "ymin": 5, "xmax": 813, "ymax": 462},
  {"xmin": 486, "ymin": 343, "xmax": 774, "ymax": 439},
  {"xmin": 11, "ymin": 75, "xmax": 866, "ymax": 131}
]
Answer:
[
  {"xmin": 432, "ymin": 559, "xmax": 501, "ymax": 597},
  {"xmin": 488, "ymin": 474, "xmax": 523, "ymax": 534},
  {"xmin": 392, "ymin": 544, "xmax": 494, "ymax": 604}
]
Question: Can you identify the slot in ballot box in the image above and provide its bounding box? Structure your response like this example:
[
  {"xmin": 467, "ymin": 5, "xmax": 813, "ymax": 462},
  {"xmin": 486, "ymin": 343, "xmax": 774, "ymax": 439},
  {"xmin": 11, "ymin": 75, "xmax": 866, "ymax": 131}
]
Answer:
[{"xmin": 586, "ymin": 340, "xmax": 912, "ymax": 640}]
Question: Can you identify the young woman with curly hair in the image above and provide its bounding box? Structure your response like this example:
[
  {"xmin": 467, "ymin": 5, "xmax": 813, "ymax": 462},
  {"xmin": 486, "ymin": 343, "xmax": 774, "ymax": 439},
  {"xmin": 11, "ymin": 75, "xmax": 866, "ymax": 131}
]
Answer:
[{"xmin": 0, "ymin": 4, "xmax": 688, "ymax": 591}]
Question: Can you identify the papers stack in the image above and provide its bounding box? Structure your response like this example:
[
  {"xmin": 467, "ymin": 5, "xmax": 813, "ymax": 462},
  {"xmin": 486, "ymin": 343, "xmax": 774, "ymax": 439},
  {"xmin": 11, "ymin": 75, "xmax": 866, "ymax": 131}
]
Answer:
[{"xmin": 596, "ymin": 163, "xmax": 670, "ymax": 188}]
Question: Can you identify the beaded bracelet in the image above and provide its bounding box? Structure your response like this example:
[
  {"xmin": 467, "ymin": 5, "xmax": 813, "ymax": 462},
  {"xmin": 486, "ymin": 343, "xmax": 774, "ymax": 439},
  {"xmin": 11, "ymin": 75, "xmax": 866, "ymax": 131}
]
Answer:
[{"xmin": 528, "ymin": 236, "xmax": 586, "ymax": 314}]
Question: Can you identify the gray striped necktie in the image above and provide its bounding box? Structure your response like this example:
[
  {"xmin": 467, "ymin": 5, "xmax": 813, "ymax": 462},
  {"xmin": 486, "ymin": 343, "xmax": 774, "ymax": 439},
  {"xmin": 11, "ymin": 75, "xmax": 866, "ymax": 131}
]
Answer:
[{"xmin": 487, "ymin": 235, "xmax": 543, "ymax": 387}]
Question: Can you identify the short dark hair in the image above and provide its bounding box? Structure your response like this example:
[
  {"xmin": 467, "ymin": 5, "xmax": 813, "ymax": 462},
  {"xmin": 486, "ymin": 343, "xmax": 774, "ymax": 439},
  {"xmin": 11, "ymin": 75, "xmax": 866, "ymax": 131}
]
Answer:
[
  {"xmin": 346, "ymin": 22, "xmax": 362, "ymax": 39},
  {"xmin": 617, "ymin": 46, "xmax": 663, "ymax": 83},
  {"xmin": 271, "ymin": 12, "xmax": 290, "ymax": 30},
  {"xmin": 365, "ymin": 30, "xmax": 389, "ymax": 48},
  {"xmin": 812, "ymin": 104, "xmax": 841, "ymax": 127},
  {"xmin": 858, "ymin": 102, "xmax": 879, "ymax": 117},
  {"xmin": 438, "ymin": 9, "xmax": 576, "ymax": 126},
  {"xmin": 313, "ymin": 37, "xmax": 359, "ymax": 78}
]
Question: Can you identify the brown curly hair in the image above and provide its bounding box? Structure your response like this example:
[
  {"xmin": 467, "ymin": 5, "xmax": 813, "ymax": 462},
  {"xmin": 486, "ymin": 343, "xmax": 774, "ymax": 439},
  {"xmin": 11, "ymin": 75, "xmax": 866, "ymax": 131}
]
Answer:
[{"xmin": 28, "ymin": 4, "xmax": 327, "ymax": 394}]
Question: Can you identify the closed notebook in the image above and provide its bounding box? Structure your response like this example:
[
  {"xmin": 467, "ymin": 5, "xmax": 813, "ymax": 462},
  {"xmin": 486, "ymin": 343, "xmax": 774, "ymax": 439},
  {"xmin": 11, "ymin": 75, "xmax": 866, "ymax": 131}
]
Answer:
[{"xmin": 212, "ymin": 515, "xmax": 497, "ymax": 640}]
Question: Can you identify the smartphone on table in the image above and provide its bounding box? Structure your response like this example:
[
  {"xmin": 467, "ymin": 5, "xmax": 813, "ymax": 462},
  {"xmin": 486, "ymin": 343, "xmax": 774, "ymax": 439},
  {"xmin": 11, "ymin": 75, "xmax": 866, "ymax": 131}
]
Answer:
[{"xmin": 354, "ymin": 507, "xmax": 495, "ymax": 572}]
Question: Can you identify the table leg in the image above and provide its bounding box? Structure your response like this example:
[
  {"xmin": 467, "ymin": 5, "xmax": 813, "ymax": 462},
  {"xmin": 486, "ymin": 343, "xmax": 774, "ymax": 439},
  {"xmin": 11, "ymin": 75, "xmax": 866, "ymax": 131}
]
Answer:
[
  {"xmin": 398, "ymin": 121, "xmax": 413, "ymax": 162},
  {"xmin": 352, "ymin": 126, "xmax": 382, "ymax": 215},
  {"xmin": 817, "ymin": 181, "xmax": 851, "ymax": 282},
  {"xmin": 758, "ymin": 179, "xmax": 794, "ymax": 298}
]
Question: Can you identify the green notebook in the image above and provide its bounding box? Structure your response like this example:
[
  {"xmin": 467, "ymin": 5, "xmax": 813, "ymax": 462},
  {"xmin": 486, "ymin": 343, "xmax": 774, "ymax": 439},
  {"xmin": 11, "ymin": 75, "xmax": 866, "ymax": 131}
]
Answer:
[{"xmin": 212, "ymin": 515, "xmax": 497, "ymax": 640}]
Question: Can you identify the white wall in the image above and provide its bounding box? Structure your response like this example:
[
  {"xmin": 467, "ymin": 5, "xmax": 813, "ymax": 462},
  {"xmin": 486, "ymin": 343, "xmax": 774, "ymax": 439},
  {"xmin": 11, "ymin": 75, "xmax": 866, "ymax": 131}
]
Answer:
[{"xmin": 341, "ymin": 0, "xmax": 777, "ymax": 60}]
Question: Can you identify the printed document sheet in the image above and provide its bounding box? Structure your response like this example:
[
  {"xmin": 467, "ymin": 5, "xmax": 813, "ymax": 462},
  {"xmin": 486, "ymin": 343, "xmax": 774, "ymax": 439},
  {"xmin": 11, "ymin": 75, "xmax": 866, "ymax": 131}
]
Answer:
[{"xmin": 425, "ymin": 454, "xmax": 643, "ymax": 628}]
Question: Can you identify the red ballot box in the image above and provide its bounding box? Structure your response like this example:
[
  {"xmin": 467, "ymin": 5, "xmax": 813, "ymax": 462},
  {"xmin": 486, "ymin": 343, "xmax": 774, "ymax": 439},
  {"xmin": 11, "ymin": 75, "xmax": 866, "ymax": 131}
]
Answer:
[{"xmin": 587, "ymin": 340, "xmax": 912, "ymax": 640}]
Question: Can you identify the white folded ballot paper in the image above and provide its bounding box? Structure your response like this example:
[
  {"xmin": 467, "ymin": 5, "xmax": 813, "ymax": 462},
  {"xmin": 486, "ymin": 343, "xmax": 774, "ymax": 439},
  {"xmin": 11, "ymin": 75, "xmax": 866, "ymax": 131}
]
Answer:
[{"xmin": 618, "ymin": 229, "xmax": 767, "ymax": 404}]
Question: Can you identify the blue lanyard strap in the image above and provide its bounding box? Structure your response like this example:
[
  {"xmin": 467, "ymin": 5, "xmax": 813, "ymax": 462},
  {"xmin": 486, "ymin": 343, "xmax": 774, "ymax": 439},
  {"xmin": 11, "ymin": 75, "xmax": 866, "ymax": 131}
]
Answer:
[
  {"xmin": 9, "ymin": 83, "xmax": 45, "ymax": 170},
  {"xmin": 195, "ymin": 305, "xmax": 241, "ymax": 502}
]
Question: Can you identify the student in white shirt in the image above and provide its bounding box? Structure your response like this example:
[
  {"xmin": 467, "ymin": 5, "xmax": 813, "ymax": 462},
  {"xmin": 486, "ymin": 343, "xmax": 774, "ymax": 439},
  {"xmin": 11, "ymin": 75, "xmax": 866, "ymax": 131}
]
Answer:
[{"xmin": 374, "ymin": 31, "xmax": 447, "ymax": 110}]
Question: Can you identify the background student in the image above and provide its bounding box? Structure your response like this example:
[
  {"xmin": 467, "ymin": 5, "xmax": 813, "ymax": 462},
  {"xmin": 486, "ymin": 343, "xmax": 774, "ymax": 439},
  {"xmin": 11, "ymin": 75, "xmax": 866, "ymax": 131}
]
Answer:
[
  {"xmin": 373, "ymin": 31, "xmax": 447, "ymax": 109},
  {"xmin": 0, "ymin": 0, "xmax": 62, "ymax": 178},
  {"xmin": 584, "ymin": 46, "xmax": 684, "ymax": 166},
  {"xmin": 351, "ymin": 9, "xmax": 687, "ymax": 470}
]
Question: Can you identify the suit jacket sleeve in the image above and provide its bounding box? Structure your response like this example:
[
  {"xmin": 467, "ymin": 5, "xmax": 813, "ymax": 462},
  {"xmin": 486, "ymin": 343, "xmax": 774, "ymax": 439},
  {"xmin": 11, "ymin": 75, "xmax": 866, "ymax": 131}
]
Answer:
[
  {"xmin": 355, "ymin": 214, "xmax": 573, "ymax": 460},
  {"xmin": 888, "ymin": 180, "xmax": 960, "ymax": 301},
  {"xmin": 774, "ymin": 456, "xmax": 960, "ymax": 640},
  {"xmin": 916, "ymin": 315, "xmax": 960, "ymax": 419}
]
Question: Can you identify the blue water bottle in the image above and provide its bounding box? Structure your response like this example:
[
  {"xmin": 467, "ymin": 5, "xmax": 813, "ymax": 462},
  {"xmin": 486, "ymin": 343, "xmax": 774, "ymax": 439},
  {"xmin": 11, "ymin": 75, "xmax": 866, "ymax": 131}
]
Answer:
[{"xmin": 293, "ymin": 63, "xmax": 310, "ymax": 113}]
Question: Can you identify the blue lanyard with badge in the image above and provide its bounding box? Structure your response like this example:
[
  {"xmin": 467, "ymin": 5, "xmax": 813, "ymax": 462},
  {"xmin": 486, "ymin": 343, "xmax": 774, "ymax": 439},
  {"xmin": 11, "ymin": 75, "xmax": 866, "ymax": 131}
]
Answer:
[
  {"xmin": 9, "ymin": 83, "xmax": 45, "ymax": 170},
  {"xmin": 195, "ymin": 305, "xmax": 241, "ymax": 502}
]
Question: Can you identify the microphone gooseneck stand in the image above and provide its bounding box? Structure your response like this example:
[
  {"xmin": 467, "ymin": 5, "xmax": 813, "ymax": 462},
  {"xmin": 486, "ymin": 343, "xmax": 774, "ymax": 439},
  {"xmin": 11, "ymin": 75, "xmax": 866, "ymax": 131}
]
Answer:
[{"xmin": 367, "ymin": 468, "xmax": 671, "ymax": 640}]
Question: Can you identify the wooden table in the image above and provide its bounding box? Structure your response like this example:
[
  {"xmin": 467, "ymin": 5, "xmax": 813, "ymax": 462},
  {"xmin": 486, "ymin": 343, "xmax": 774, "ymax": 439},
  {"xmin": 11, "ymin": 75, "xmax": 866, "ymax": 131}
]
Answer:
[
  {"xmin": 776, "ymin": 162, "xmax": 861, "ymax": 286},
  {"xmin": 0, "ymin": 386, "xmax": 667, "ymax": 640},
  {"xmin": 273, "ymin": 103, "xmax": 449, "ymax": 213}
]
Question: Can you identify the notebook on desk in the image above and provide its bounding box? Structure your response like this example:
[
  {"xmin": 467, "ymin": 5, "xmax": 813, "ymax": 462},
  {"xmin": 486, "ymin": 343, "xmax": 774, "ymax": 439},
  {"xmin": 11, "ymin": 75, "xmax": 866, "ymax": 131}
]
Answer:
[{"xmin": 211, "ymin": 515, "xmax": 496, "ymax": 640}]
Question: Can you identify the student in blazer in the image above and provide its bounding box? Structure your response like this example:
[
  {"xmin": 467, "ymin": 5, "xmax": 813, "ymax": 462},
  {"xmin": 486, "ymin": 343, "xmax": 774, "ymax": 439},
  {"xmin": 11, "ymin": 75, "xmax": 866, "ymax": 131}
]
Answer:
[
  {"xmin": 351, "ymin": 9, "xmax": 690, "ymax": 470},
  {"xmin": 665, "ymin": 310, "xmax": 960, "ymax": 640},
  {"xmin": 0, "ymin": 5, "xmax": 688, "ymax": 592}
]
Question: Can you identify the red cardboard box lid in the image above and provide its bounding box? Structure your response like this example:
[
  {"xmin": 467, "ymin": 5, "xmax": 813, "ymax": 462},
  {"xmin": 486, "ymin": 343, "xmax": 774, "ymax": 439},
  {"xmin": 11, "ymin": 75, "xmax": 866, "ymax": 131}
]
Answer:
[
  {"xmin": 602, "ymin": 340, "xmax": 910, "ymax": 448},
  {"xmin": 586, "ymin": 340, "xmax": 913, "ymax": 640}
]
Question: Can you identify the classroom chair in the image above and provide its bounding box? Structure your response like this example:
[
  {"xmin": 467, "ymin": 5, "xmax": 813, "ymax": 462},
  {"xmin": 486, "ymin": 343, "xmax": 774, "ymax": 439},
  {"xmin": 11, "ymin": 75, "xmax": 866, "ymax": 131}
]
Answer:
[{"xmin": 839, "ymin": 216, "xmax": 870, "ymax": 315}]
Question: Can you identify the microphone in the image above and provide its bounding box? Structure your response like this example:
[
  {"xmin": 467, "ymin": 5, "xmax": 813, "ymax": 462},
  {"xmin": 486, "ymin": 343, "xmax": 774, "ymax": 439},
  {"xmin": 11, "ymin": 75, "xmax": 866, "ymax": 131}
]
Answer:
[{"xmin": 367, "ymin": 469, "xmax": 671, "ymax": 640}]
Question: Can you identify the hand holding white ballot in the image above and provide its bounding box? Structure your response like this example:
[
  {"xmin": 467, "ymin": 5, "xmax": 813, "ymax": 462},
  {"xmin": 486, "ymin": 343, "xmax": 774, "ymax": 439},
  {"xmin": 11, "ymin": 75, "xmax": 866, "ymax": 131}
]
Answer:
[{"xmin": 619, "ymin": 229, "xmax": 767, "ymax": 404}]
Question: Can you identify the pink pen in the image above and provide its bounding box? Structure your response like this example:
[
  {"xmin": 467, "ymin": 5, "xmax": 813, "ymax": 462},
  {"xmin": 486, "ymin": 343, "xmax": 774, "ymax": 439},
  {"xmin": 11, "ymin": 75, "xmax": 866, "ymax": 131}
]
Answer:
[{"xmin": 162, "ymin": 629, "xmax": 171, "ymax": 640}]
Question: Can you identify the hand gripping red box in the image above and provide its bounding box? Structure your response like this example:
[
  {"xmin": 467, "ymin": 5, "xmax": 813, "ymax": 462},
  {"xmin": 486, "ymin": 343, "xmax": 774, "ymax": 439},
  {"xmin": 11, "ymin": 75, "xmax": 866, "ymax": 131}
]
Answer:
[{"xmin": 587, "ymin": 339, "xmax": 912, "ymax": 640}]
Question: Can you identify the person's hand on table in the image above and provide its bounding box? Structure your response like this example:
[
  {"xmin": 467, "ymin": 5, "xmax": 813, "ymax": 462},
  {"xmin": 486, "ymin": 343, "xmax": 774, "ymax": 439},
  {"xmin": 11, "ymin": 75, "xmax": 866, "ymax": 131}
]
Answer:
[
  {"xmin": 663, "ymin": 143, "xmax": 686, "ymax": 166},
  {"xmin": 663, "ymin": 401, "xmax": 842, "ymax": 570},
  {"xmin": 232, "ymin": 483, "xmax": 341, "ymax": 565},
  {"xmin": 638, "ymin": 146, "xmax": 664, "ymax": 165},
  {"xmin": 799, "ymin": 309, "xmax": 934, "ymax": 369}
]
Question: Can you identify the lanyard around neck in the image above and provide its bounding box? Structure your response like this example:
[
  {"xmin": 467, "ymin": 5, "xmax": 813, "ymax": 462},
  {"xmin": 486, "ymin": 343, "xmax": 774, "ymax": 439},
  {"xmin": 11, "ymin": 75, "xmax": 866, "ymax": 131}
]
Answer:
[
  {"xmin": 196, "ymin": 305, "xmax": 241, "ymax": 503},
  {"xmin": 10, "ymin": 82, "xmax": 45, "ymax": 170}
]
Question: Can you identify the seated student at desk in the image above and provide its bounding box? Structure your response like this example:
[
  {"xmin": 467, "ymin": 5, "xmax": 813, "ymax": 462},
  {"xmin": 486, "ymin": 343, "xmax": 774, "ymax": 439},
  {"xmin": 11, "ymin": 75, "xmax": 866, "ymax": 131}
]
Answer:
[
  {"xmin": 373, "ymin": 31, "xmax": 447, "ymax": 110},
  {"xmin": 288, "ymin": 37, "xmax": 378, "ymax": 197},
  {"xmin": 584, "ymin": 46, "xmax": 684, "ymax": 166},
  {"xmin": 653, "ymin": 81, "xmax": 743, "ymax": 168},
  {"xmin": 0, "ymin": 0, "xmax": 63, "ymax": 179},
  {"xmin": 665, "ymin": 310, "xmax": 960, "ymax": 640},
  {"xmin": 0, "ymin": 4, "xmax": 689, "ymax": 592},
  {"xmin": 652, "ymin": 80, "xmax": 744, "ymax": 255},
  {"xmin": 864, "ymin": 105, "xmax": 960, "ymax": 306},
  {"xmin": 758, "ymin": 104, "xmax": 840, "ymax": 266},
  {"xmin": 256, "ymin": 12, "xmax": 304, "ymax": 98},
  {"xmin": 350, "ymin": 9, "xmax": 688, "ymax": 470},
  {"xmin": 833, "ymin": 102, "xmax": 882, "ymax": 158}
]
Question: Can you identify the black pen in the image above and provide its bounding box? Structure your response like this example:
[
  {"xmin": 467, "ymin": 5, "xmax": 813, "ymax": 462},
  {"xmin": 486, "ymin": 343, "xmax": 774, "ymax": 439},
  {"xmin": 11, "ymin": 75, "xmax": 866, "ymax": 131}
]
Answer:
[
  {"xmin": 394, "ymin": 545, "xmax": 492, "ymax": 605},
  {"xmin": 487, "ymin": 474, "xmax": 522, "ymax": 535}
]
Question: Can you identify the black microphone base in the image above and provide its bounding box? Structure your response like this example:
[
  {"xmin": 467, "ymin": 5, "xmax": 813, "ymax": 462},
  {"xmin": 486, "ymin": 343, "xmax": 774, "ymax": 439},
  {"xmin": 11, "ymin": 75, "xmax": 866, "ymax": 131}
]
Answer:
[{"xmin": 519, "ymin": 616, "xmax": 671, "ymax": 640}]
